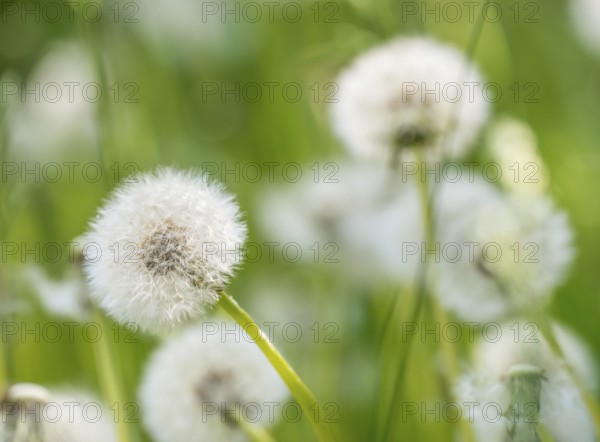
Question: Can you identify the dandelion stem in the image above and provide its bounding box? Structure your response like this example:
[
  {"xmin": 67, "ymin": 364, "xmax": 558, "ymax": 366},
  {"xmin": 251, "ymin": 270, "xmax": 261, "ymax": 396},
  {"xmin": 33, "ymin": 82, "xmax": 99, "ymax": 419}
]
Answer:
[
  {"xmin": 218, "ymin": 290, "xmax": 336, "ymax": 442},
  {"xmin": 378, "ymin": 275, "xmax": 427, "ymax": 442},
  {"xmin": 367, "ymin": 285, "xmax": 402, "ymax": 439},
  {"xmin": 0, "ymin": 96, "xmax": 11, "ymax": 393},
  {"xmin": 0, "ymin": 340, "xmax": 7, "ymax": 393},
  {"xmin": 378, "ymin": 152, "xmax": 433, "ymax": 442},
  {"xmin": 237, "ymin": 419, "xmax": 278, "ymax": 442},
  {"xmin": 92, "ymin": 308, "xmax": 134, "ymax": 442}
]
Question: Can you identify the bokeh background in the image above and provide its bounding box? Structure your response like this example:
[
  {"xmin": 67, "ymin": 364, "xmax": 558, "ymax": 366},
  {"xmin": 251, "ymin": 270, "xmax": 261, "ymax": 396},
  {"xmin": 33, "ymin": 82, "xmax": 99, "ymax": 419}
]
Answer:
[{"xmin": 1, "ymin": 0, "xmax": 599, "ymax": 440}]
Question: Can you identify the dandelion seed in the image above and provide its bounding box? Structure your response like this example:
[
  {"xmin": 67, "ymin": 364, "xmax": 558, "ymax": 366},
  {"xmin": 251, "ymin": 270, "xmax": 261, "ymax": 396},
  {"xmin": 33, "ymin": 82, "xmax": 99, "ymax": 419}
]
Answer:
[
  {"xmin": 83, "ymin": 167, "xmax": 247, "ymax": 333},
  {"xmin": 138, "ymin": 322, "xmax": 288, "ymax": 442},
  {"xmin": 330, "ymin": 37, "xmax": 490, "ymax": 166}
]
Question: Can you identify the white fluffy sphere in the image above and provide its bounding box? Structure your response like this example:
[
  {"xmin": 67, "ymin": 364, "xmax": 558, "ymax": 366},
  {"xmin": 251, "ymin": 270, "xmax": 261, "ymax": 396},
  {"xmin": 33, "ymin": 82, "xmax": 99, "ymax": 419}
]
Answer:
[
  {"xmin": 139, "ymin": 321, "xmax": 289, "ymax": 442},
  {"xmin": 331, "ymin": 37, "xmax": 490, "ymax": 165},
  {"xmin": 83, "ymin": 168, "xmax": 247, "ymax": 333},
  {"xmin": 435, "ymin": 190, "xmax": 574, "ymax": 321}
]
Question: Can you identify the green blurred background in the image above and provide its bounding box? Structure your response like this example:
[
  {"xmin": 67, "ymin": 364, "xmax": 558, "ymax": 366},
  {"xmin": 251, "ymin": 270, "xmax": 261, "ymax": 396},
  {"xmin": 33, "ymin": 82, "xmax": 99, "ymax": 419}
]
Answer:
[{"xmin": 0, "ymin": 0, "xmax": 599, "ymax": 440}]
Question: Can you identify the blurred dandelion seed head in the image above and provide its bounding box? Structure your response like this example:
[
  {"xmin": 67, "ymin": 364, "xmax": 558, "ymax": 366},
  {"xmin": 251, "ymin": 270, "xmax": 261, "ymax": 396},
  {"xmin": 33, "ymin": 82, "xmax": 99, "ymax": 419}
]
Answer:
[
  {"xmin": 331, "ymin": 37, "xmax": 490, "ymax": 165},
  {"xmin": 139, "ymin": 322, "xmax": 288, "ymax": 442},
  {"xmin": 457, "ymin": 323, "xmax": 596, "ymax": 442},
  {"xmin": 436, "ymin": 189, "xmax": 574, "ymax": 321},
  {"xmin": 6, "ymin": 42, "xmax": 98, "ymax": 161}
]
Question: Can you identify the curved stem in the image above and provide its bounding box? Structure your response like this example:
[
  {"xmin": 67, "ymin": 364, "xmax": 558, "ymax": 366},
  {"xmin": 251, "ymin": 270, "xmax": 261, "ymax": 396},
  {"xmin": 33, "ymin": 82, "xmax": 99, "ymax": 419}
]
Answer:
[{"xmin": 218, "ymin": 290, "xmax": 336, "ymax": 442}]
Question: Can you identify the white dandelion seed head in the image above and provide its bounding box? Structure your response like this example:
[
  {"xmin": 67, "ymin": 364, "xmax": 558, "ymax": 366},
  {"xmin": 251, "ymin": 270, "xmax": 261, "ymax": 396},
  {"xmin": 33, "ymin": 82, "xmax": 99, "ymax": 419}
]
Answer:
[
  {"xmin": 139, "ymin": 322, "xmax": 289, "ymax": 442},
  {"xmin": 435, "ymin": 191, "xmax": 574, "ymax": 321},
  {"xmin": 456, "ymin": 322, "xmax": 596, "ymax": 442},
  {"xmin": 6, "ymin": 42, "xmax": 98, "ymax": 161},
  {"xmin": 569, "ymin": 0, "xmax": 600, "ymax": 53},
  {"xmin": 331, "ymin": 37, "xmax": 490, "ymax": 165},
  {"xmin": 83, "ymin": 168, "xmax": 247, "ymax": 334}
]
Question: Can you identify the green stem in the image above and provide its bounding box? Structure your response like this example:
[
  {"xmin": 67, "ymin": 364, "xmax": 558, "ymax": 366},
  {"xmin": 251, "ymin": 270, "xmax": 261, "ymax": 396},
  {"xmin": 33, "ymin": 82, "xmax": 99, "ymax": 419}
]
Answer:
[
  {"xmin": 378, "ymin": 4, "xmax": 492, "ymax": 438},
  {"xmin": 0, "ymin": 82, "xmax": 10, "ymax": 392},
  {"xmin": 375, "ymin": 286, "xmax": 403, "ymax": 352},
  {"xmin": 367, "ymin": 285, "xmax": 402, "ymax": 439},
  {"xmin": 378, "ymin": 278, "xmax": 427, "ymax": 442},
  {"xmin": 0, "ymin": 341, "xmax": 7, "ymax": 394},
  {"xmin": 377, "ymin": 160, "xmax": 433, "ymax": 442},
  {"xmin": 218, "ymin": 290, "xmax": 336, "ymax": 442},
  {"xmin": 92, "ymin": 309, "xmax": 134, "ymax": 442},
  {"xmin": 237, "ymin": 419, "xmax": 278, "ymax": 442}
]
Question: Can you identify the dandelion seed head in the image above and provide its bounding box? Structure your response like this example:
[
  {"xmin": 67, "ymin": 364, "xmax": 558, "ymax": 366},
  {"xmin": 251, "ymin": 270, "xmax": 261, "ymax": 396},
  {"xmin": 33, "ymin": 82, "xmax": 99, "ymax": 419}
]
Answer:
[
  {"xmin": 139, "ymin": 322, "xmax": 288, "ymax": 442},
  {"xmin": 436, "ymin": 191, "xmax": 574, "ymax": 321},
  {"xmin": 331, "ymin": 37, "xmax": 490, "ymax": 165},
  {"xmin": 83, "ymin": 167, "xmax": 247, "ymax": 334},
  {"xmin": 6, "ymin": 42, "xmax": 97, "ymax": 161},
  {"xmin": 456, "ymin": 323, "xmax": 596, "ymax": 442}
]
